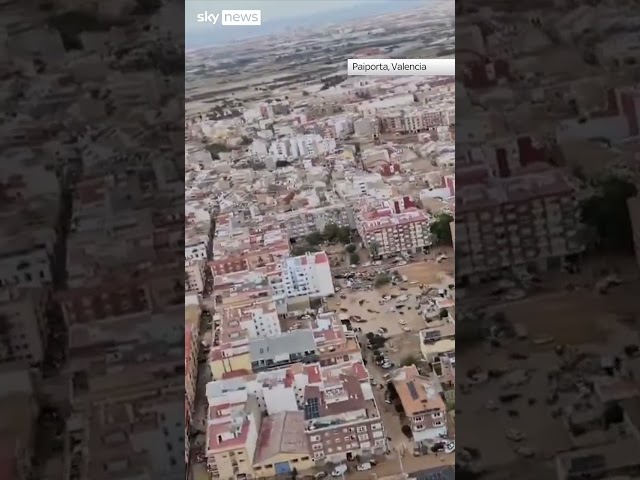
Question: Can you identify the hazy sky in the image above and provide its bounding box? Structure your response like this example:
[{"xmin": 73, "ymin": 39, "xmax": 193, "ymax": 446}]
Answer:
[
  {"xmin": 186, "ymin": 0, "xmax": 371, "ymax": 27},
  {"xmin": 186, "ymin": 0, "xmax": 420, "ymax": 48}
]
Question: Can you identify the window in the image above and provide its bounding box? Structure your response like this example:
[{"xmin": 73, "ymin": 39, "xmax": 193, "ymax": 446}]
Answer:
[
  {"xmin": 310, "ymin": 435, "xmax": 320, "ymax": 442},
  {"xmin": 313, "ymin": 452, "xmax": 324, "ymax": 460},
  {"xmin": 371, "ymin": 423, "xmax": 382, "ymax": 430},
  {"xmin": 432, "ymin": 412, "xmax": 444, "ymax": 419},
  {"xmin": 312, "ymin": 444, "xmax": 323, "ymax": 451},
  {"xmin": 433, "ymin": 421, "xmax": 444, "ymax": 427},
  {"xmin": 344, "ymin": 436, "xmax": 350, "ymax": 442},
  {"xmin": 356, "ymin": 426, "xmax": 367, "ymax": 433},
  {"xmin": 327, "ymin": 448, "xmax": 333, "ymax": 453},
  {"xmin": 358, "ymin": 434, "xmax": 369, "ymax": 441},
  {"xmin": 413, "ymin": 416, "xmax": 424, "ymax": 422}
]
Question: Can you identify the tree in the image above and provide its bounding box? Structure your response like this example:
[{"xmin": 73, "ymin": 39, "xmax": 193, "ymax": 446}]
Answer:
[
  {"xmin": 365, "ymin": 332, "xmax": 375, "ymax": 341},
  {"xmin": 306, "ymin": 231, "xmax": 324, "ymax": 246},
  {"xmin": 401, "ymin": 425, "xmax": 412, "ymax": 438},
  {"xmin": 375, "ymin": 273, "xmax": 391, "ymax": 288},
  {"xmin": 429, "ymin": 213, "xmax": 454, "ymax": 245},
  {"xmin": 401, "ymin": 354, "xmax": 419, "ymax": 366},
  {"xmin": 323, "ymin": 223, "xmax": 340, "ymax": 242},
  {"xmin": 369, "ymin": 240, "xmax": 380, "ymax": 258},
  {"xmin": 580, "ymin": 177, "xmax": 638, "ymax": 252},
  {"xmin": 345, "ymin": 243, "xmax": 357, "ymax": 253},
  {"xmin": 349, "ymin": 253, "xmax": 360, "ymax": 265},
  {"xmin": 439, "ymin": 308, "xmax": 449, "ymax": 319},
  {"xmin": 292, "ymin": 245, "xmax": 318, "ymax": 256},
  {"xmin": 336, "ymin": 226, "xmax": 352, "ymax": 244},
  {"xmin": 369, "ymin": 334, "xmax": 387, "ymax": 349},
  {"xmin": 204, "ymin": 142, "xmax": 231, "ymax": 161},
  {"xmin": 386, "ymin": 382, "xmax": 398, "ymax": 401}
]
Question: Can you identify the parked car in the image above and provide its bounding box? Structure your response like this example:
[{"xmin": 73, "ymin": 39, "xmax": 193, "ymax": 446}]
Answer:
[
  {"xmin": 505, "ymin": 428, "xmax": 525, "ymax": 442},
  {"xmin": 444, "ymin": 441, "xmax": 455, "ymax": 454},
  {"xmin": 331, "ymin": 465, "xmax": 348, "ymax": 477},
  {"xmin": 356, "ymin": 462, "xmax": 375, "ymax": 471},
  {"xmin": 431, "ymin": 442, "xmax": 446, "ymax": 453}
]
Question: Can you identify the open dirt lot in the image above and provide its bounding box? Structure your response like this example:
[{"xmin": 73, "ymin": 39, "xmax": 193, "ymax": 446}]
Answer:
[
  {"xmin": 327, "ymin": 286, "xmax": 424, "ymax": 337},
  {"xmin": 493, "ymin": 279, "xmax": 640, "ymax": 345},
  {"xmin": 396, "ymin": 258, "xmax": 454, "ymax": 285},
  {"xmin": 456, "ymin": 346, "xmax": 573, "ymax": 469},
  {"xmin": 458, "ymin": 280, "xmax": 640, "ymax": 471}
]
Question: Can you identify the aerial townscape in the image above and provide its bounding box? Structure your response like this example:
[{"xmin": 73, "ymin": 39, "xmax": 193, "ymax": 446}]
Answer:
[
  {"xmin": 185, "ymin": 3, "xmax": 456, "ymax": 480},
  {"xmin": 455, "ymin": 1, "xmax": 640, "ymax": 480}
]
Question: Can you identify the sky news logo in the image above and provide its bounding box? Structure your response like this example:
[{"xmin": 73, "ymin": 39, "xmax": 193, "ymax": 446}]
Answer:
[{"xmin": 196, "ymin": 10, "xmax": 262, "ymax": 26}]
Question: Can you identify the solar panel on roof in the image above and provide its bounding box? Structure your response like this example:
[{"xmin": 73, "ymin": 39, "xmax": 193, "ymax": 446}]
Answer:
[
  {"xmin": 304, "ymin": 398, "xmax": 320, "ymax": 420},
  {"xmin": 407, "ymin": 382, "xmax": 419, "ymax": 400}
]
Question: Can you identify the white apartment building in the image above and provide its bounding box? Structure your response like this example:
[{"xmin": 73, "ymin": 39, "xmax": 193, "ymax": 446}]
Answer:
[
  {"xmin": 279, "ymin": 252, "xmax": 335, "ymax": 299},
  {"xmin": 0, "ymin": 288, "xmax": 48, "ymax": 365},
  {"xmin": 268, "ymin": 135, "xmax": 337, "ymax": 161},
  {"xmin": 185, "ymin": 240, "xmax": 208, "ymax": 261},
  {"xmin": 242, "ymin": 302, "xmax": 281, "ymax": 338},
  {"xmin": 185, "ymin": 259, "xmax": 206, "ymax": 293}
]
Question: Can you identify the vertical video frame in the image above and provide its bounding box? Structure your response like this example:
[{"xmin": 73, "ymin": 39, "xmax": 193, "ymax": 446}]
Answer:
[{"xmin": 185, "ymin": 1, "xmax": 455, "ymax": 479}]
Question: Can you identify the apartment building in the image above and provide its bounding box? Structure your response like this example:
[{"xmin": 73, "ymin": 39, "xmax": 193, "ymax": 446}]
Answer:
[
  {"xmin": 393, "ymin": 366, "xmax": 448, "ymax": 444},
  {"xmin": 185, "ymin": 305, "xmax": 200, "ymax": 421},
  {"xmin": 279, "ymin": 252, "xmax": 335, "ymax": 300},
  {"xmin": 206, "ymin": 394, "xmax": 261, "ymax": 479},
  {"xmin": 253, "ymin": 411, "xmax": 313, "ymax": 478},
  {"xmin": 0, "ymin": 288, "xmax": 49, "ymax": 365},
  {"xmin": 379, "ymin": 108, "xmax": 446, "ymax": 134},
  {"xmin": 0, "ymin": 239, "xmax": 53, "ymax": 288},
  {"xmin": 185, "ymin": 240, "xmax": 208, "ymax": 261},
  {"xmin": 357, "ymin": 207, "xmax": 432, "ymax": 258},
  {"xmin": 249, "ymin": 330, "xmax": 317, "ymax": 372},
  {"xmin": 420, "ymin": 322, "xmax": 455, "ymax": 402},
  {"xmin": 68, "ymin": 309, "xmax": 184, "ymax": 480},
  {"xmin": 277, "ymin": 205, "xmax": 355, "ymax": 240},
  {"xmin": 304, "ymin": 374, "xmax": 387, "ymax": 463},
  {"xmin": 268, "ymin": 135, "xmax": 337, "ymax": 161},
  {"xmin": 353, "ymin": 117, "xmax": 380, "ymax": 138},
  {"xmin": 211, "ymin": 223, "xmax": 290, "ymax": 276},
  {"xmin": 185, "ymin": 259, "xmax": 206, "ymax": 293},
  {"xmin": 629, "ymin": 196, "xmax": 640, "ymax": 269},
  {"xmin": 456, "ymin": 168, "xmax": 584, "ymax": 281}
]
